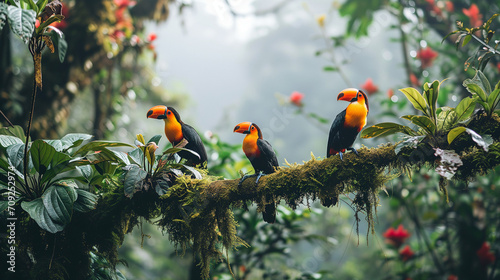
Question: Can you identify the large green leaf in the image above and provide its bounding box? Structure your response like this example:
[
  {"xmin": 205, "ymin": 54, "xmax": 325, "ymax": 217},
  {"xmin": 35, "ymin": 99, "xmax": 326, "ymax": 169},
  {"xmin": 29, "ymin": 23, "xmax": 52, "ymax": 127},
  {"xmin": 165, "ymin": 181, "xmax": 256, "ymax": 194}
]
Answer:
[
  {"xmin": 74, "ymin": 189, "xmax": 98, "ymax": 213},
  {"xmin": 422, "ymin": 80, "xmax": 440, "ymax": 119},
  {"xmin": 122, "ymin": 164, "xmax": 147, "ymax": 198},
  {"xmin": 6, "ymin": 143, "xmax": 24, "ymax": 172},
  {"xmin": 455, "ymin": 97, "xmax": 476, "ymax": 122},
  {"xmin": 49, "ymin": 30, "xmax": 67, "ymax": 63},
  {"xmin": 476, "ymin": 70, "xmax": 491, "ymax": 94},
  {"xmin": 7, "ymin": 5, "xmax": 36, "ymax": 43},
  {"xmin": 405, "ymin": 115, "xmax": 436, "ymax": 136},
  {"xmin": 0, "ymin": 3, "xmax": 8, "ymax": 31},
  {"xmin": 45, "ymin": 133, "xmax": 92, "ymax": 152},
  {"xmin": 447, "ymin": 127, "xmax": 466, "ymax": 144},
  {"xmin": 0, "ymin": 135, "xmax": 23, "ymax": 148},
  {"xmin": 0, "ymin": 125, "xmax": 26, "ymax": 142},
  {"xmin": 464, "ymin": 83, "xmax": 487, "ymax": 102},
  {"xmin": 21, "ymin": 198, "xmax": 65, "ymax": 233},
  {"xmin": 488, "ymin": 88, "xmax": 500, "ymax": 112},
  {"xmin": 73, "ymin": 141, "xmax": 134, "ymax": 156},
  {"xmin": 43, "ymin": 184, "xmax": 77, "ymax": 226},
  {"xmin": 399, "ymin": 87, "xmax": 428, "ymax": 115},
  {"xmin": 30, "ymin": 140, "xmax": 56, "ymax": 174},
  {"xmin": 40, "ymin": 157, "xmax": 90, "ymax": 185},
  {"xmin": 360, "ymin": 122, "xmax": 416, "ymax": 138},
  {"xmin": 127, "ymin": 147, "xmax": 143, "ymax": 166}
]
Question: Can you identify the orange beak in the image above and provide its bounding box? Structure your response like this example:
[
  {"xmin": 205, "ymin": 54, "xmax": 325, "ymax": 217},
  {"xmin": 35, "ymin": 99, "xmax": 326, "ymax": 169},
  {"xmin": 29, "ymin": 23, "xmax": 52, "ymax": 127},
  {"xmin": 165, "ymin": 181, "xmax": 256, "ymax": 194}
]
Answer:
[
  {"xmin": 147, "ymin": 105, "xmax": 168, "ymax": 119},
  {"xmin": 337, "ymin": 88, "xmax": 360, "ymax": 102},
  {"xmin": 233, "ymin": 122, "xmax": 253, "ymax": 134}
]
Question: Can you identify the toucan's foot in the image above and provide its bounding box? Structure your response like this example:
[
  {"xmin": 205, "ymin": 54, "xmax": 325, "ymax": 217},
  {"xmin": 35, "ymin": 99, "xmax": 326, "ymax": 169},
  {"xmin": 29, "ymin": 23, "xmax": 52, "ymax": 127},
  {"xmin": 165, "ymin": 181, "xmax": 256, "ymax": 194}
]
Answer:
[
  {"xmin": 338, "ymin": 151, "xmax": 344, "ymax": 161},
  {"xmin": 239, "ymin": 173, "xmax": 259, "ymax": 188},
  {"xmin": 347, "ymin": 147, "xmax": 359, "ymax": 156},
  {"xmin": 255, "ymin": 171, "xmax": 266, "ymax": 186}
]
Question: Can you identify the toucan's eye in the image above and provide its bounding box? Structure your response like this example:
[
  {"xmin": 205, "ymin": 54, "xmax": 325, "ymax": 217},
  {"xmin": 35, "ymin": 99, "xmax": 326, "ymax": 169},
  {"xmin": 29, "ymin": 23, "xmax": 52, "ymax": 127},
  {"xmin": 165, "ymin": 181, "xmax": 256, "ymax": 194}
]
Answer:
[
  {"xmin": 358, "ymin": 94, "xmax": 362, "ymax": 97},
  {"xmin": 251, "ymin": 126, "xmax": 255, "ymax": 130},
  {"xmin": 167, "ymin": 111, "xmax": 171, "ymax": 115}
]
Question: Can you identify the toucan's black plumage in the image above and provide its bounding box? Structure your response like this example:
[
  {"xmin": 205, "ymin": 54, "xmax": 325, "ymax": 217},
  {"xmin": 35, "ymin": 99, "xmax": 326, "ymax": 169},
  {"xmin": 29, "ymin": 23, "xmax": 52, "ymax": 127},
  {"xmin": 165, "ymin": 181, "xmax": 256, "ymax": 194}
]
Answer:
[
  {"xmin": 147, "ymin": 105, "xmax": 208, "ymax": 166},
  {"xmin": 327, "ymin": 88, "xmax": 369, "ymax": 160},
  {"xmin": 234, "ymin": 122, "xmax": 278, "ymax": 223},
  {"xmin": 324, "ymin": 88, "xmax": 369, "ymax": 207}
]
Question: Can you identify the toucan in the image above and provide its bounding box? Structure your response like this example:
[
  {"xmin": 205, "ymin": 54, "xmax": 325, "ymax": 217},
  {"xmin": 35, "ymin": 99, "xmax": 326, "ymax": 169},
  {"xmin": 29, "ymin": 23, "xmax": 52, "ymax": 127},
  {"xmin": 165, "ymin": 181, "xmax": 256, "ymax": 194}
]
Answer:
[
  {"xmin": 234, "ymin": 122, "xmax": 278, "ymax": 224},
  {"xmin": 147, "ymin": 105, "xmax": 208, "ymax": 166},
  {"xmin": 327, "ymin": 88, "xmax": 369, "ymax": 160}
]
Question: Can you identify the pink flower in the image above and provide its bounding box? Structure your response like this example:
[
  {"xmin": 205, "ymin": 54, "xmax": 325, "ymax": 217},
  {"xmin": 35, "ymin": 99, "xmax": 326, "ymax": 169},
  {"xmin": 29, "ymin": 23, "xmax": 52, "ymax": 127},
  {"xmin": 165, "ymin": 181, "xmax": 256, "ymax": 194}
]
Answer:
[
  {"xmin": 383, "ymin": 225, "xmax": 411, "ymax": 248},
  {"xmin": 148, "ymin": 32, "xmax": 157, "ymax": 42},
  {"xmin": 361, "ymin": 78, "xmax": 378, "ymax": 95},
  {"xmin": 416, "ymin": 47, "xmax": 438, "ymax": 68},
  {"xmin": 410, "ymin": 73, "xmax": 420, "ymax": 87},
  {"xmin": 477, "ymin": 242, "xmax": 495, "ymax": 266},
  {"xmin": 496, "ymin": 62, "xmax": 500, "ymax": 73},
  {"xmin": 399, "ymin": 245, "xmax": 414, "ymax": 261},
  {"xmin": 463, "ymin": 4, "xmax": 483, "ymax": 27},
  {"xmin": 114, "ymin": 0, "xmax": 136, "ymax": 8},
  {"xmin": 387, "ymin": 89, "xmax": 394, "ymax": 98},
  {"xmin": 445, "ymin": 1, "xmax": 454, "ymax": 12},
  {"xmin": 290, "ymin": 91, "xmax": 304, "ymax": 107},
  {"xmin": 35, "ymin": 19, "xmax": 40, "ymax": 28},
  {"xmin": 447, "ymin": 275, "xmax": 458, "ymax": 280}
]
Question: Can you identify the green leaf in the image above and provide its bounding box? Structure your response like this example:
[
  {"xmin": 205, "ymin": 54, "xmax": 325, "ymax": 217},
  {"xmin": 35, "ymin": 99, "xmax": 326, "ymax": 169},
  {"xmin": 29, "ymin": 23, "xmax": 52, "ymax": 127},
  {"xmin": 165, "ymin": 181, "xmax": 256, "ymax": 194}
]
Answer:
[
  {"xmin": 21, "ymin": 198, "xmax": 65, "ymax": 233},
  {"xmin": 73, "ymin": 141, "xmax": 134, "ymax": 156},
  {"xmin": 27, "ymin": 0, "xmax": 38, "ymax": 13},
  {"xmin": 0, "ymin": 3, "xmax": 8, "ymax": 31},
  {"xmin": 127, "ymin": 147, "xmax": 143, "ymax": 166},
  {"xmin": 399, "ymin": 87, "xmax": 427, "ymax": 115},
  {"xmin": 7, "ymin": 5, "xmax": 36, "ymax": 43},
  {"xmin": 155, "ymin": 179, "xmax": 169, "ymax": 196},
  {"xmin": 447, "ymin": 127, "xmax": 466, "ymax": 144},
  {"xmin": 360, "ymin": 122, "xmax": 416, "ymax": 138},
  {"xmin": 462, "ymin": 34, "xmax": 471, "ymax": 47},
  {"xmin": 476, "ymin": 70, "xmax": 491, "ymax": 95},
  {"xmin": 76, "ymin": 165, "xmax": 93, "ymax": 182},
  {"xmin": 111, "ymin": 150, "xmax": 130, "ymax": 165},
  {"xmin": 163, "ymin": 147, "xmax": 200, "ymax": 159},
  {"xmin": 422, "ymin": 80, "xmax": 440, "ymax": 118},
  {"xmin": 6, "ymin": 143, "xmax": 24, "ymax": 173},
  {"xmin": 406, "ymin": 115, "xmax": 436, "ymax": 135},
  {"xmin": 48, "ymin": 30, "xmax": 67, "ymax": 63},
  {"xmin": 0, "ymin": 125, "xmax": 26, "ymax": 142},
  {"xmin": 42, "ymin": 184, "xmax": 77, "ymax": 226},
  {"xmin": 45, "ymin": 133, "xmax": 93, "ymax": 152},
  {"xmin": 488, "ymin": 89, "xmax": 500, "ymax": 112},
  {"xmin": 73, "ymin": 189, "xmax": 97, "ymax": 213},
  {"xmin": 147, "ymin": 135, "xmax": 162, "ymax": 145},
  {"xmin": 455, "ymin": 97, "xmax": 476, "ymax": 122},
  {"xmin": 463, "ymin": 82, "xmax": 487, "ymax": 102},
  {"xmin": 30, "ymin": 140, "xmax": 56, "ymax": 174},
  {"xmin": 0, "ymin": 135, "xmax": 23, "ymax": 148},
  {"xmin": 41, "ymin": 157, "xmax": 90, "ymax": 185},
  {"xmin": 122, "ymin": 164, "xmax": 147, "ymax": 198},
  {"xmin": 36, "ymin": 0, "xmax": 48, "ymax": 11}
]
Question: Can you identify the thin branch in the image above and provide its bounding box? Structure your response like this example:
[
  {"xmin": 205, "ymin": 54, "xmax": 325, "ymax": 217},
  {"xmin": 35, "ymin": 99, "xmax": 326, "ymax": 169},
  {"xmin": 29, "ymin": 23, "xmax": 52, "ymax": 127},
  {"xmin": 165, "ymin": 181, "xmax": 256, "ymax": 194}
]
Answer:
[{"xmin": 0, "ymin": 109, "xmax": 14, "ymax": 127}]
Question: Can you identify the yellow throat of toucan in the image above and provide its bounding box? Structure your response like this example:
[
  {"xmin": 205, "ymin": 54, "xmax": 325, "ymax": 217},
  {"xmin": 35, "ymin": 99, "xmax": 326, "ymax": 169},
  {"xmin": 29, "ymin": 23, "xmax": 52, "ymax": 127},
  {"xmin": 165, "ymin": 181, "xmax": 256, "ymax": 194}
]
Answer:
[
  {"xmin": 234, "ymin": 122, "xmax": 262, "ymax": 158},
  {"xmin": 147, "ymin": 105, "xmax": 184, "ymax": 144},
  {"xmin": 337, "ymin": 88, "xmax": 369, "ymax": 132}
]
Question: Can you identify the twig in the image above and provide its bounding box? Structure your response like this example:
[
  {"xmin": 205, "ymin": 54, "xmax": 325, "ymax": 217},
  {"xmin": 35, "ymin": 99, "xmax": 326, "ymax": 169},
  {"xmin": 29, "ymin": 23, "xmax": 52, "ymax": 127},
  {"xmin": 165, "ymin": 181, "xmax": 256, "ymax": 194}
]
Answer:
[{"xmin": 0, "ymin": 109, "xmax": 14, "ymax": 127}]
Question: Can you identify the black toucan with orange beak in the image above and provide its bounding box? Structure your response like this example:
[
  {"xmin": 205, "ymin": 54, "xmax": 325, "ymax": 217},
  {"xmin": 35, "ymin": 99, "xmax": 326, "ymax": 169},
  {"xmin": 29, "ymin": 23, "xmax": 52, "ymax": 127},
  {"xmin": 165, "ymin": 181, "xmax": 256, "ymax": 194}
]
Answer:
[
  {"xmin": 327, "ymin": 88, "xmax": 369, "ymax": 160},
  {"xmin": 147, "ymin": 105, "xmax": 208, "ymax": 166},
  {"xmin": 234, "ymin": 122, "xmax": 278, "ymax": 223}
]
